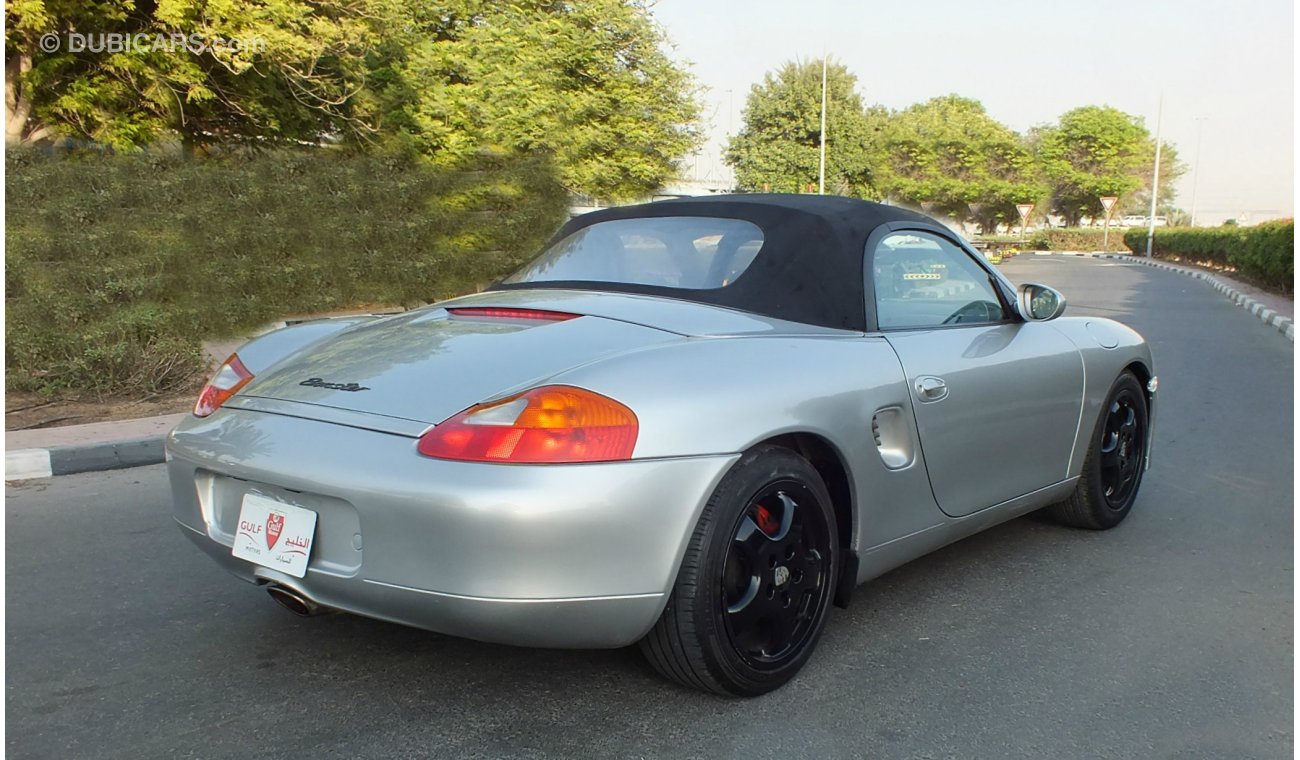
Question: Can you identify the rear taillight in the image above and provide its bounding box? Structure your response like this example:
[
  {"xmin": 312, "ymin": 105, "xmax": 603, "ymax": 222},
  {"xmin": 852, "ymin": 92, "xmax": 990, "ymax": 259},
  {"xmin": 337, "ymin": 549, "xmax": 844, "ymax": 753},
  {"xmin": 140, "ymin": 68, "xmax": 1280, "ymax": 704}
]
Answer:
[
  {"xmin": 194, "ymin": 354, "xmax": 254, "ymax": 418},
  {"xmin": 417, "ymin": 386, "xmax": 638, "ymax": 463}
]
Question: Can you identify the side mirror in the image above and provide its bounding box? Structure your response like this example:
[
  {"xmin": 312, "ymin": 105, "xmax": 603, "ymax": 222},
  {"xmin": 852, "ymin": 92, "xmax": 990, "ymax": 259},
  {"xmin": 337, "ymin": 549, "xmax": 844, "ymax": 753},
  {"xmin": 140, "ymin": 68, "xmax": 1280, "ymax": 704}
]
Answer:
[{"xmin": 1019, "ymin": 282, "xmax": 1067, "ymax": 321}]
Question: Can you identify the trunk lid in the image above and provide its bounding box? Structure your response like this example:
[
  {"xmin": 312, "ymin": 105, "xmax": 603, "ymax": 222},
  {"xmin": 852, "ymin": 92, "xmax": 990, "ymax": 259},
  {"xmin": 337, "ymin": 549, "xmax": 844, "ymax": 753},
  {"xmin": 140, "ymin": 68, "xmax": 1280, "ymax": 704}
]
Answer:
[{"xmin": 240, "ymin": 307, "xmax": 677, "ymax": 424}]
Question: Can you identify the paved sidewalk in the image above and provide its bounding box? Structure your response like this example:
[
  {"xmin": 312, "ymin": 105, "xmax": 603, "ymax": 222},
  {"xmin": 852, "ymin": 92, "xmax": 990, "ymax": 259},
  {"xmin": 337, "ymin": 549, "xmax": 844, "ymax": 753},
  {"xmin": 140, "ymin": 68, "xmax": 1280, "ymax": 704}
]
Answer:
[
  {"xmin": 5, "ymin": 412, "xmax": 185, "ymax": 481},
  {"xmin": 6, "ymin": 412, "xmax": 185, "ymax": 451}
]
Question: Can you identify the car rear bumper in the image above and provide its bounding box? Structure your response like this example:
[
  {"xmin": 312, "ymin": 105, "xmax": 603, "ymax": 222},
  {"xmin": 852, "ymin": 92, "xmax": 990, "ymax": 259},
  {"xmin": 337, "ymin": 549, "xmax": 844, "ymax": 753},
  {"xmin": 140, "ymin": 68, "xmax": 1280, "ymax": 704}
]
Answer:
[{"xmin": 167, "ymin": 408, "xmax": 739, "ymax": 648}]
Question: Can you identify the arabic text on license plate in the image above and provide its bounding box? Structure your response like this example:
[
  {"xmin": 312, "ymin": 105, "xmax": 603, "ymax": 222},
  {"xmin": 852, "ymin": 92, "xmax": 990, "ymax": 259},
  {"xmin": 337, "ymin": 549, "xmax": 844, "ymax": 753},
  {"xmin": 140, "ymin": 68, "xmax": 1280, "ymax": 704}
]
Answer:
[{"xmin": 232, "ymin": 492, "xmax": 318, "ymax": 579}]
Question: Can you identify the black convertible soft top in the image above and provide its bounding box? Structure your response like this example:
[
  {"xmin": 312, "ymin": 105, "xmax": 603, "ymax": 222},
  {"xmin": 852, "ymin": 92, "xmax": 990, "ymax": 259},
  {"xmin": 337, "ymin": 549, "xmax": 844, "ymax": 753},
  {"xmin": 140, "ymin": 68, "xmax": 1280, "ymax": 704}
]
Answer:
[{"xmin": 492, "ymin": 194, "xmax": 936, "ymax": 331}]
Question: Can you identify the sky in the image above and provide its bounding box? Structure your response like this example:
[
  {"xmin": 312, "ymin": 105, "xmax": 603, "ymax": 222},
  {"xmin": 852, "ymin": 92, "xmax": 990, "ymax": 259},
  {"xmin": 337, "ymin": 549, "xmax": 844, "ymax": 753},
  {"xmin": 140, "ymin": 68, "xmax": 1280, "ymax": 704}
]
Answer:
[{"xmin": 650, "ymin": 0, "xmax": 1294, "ymax": 224}]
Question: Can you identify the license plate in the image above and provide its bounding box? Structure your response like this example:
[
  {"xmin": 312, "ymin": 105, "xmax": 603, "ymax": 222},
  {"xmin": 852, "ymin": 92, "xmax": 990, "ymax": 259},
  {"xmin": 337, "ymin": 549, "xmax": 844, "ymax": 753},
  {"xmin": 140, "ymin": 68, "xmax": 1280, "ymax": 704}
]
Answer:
[{"xmin": 232, "ymin": 492, "xmax": 318, "ymax": 579}]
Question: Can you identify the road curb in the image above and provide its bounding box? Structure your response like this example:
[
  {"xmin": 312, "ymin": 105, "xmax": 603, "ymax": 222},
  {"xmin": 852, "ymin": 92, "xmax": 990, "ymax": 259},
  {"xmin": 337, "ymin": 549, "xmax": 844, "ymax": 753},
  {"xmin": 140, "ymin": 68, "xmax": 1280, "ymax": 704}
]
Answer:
[
  {"xmin": 1090, "ymin": 254, "xmax": 1293, "ymax": 342},
  {"xmin": 6, "ymin": 436, "xmax": 166, "ymax": 481}
]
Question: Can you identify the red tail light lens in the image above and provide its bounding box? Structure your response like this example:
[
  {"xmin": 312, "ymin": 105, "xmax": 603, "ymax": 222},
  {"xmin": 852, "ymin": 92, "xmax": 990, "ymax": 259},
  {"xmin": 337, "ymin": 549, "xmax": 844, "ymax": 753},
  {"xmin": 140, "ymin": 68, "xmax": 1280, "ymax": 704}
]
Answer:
[
  {"xmin": 194, "ymin": 354, "xmax": 254, "ymax": 418},
  {"xmin": 418, "ymin": 386, "xmax": 638, "ymax": 463}
]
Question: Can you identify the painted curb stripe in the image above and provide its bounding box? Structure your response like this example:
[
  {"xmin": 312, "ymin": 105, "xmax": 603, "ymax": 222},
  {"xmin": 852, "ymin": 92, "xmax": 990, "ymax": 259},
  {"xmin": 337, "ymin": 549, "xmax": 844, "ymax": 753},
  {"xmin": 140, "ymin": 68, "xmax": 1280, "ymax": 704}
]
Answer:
[
  {"xmin": 6, "ymin": 449, "xmax": 53, "ymax": 481},
  {"xmin": 6, "ymin": 438, "xmax": 165, "ymax": 481}
]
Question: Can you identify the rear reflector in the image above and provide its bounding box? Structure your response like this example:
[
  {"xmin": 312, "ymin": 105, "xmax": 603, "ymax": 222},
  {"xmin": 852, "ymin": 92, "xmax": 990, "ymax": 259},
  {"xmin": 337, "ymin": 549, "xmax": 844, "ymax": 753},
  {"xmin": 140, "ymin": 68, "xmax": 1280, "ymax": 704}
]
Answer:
[
  {"xmin": 417, "ymin": 386, "xmax": 637, "ymax": 463},
  {"xmin": 445, "ymin": 307, "xmax": 579, "ymax": 322}
]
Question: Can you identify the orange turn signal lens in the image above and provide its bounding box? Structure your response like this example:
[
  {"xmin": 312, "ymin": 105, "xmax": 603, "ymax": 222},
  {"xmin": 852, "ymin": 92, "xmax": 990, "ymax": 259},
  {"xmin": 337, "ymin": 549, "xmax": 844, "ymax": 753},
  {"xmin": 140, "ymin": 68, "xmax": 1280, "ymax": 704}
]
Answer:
[
  {"xmin": 417, "ymin": 386, "xmax": 638, "ymax": 463},
  {"xmin": 194, "ymin": 354, "xmax": 254, "ymax": 418}
]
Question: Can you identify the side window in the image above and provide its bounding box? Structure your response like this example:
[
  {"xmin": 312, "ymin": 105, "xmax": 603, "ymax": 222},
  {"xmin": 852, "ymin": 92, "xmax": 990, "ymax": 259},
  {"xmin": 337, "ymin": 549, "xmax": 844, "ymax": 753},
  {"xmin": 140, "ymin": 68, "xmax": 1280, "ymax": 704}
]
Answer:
[{"xmin": 871, "ymin": 232, "xmax": 1007, "ymax": 330}]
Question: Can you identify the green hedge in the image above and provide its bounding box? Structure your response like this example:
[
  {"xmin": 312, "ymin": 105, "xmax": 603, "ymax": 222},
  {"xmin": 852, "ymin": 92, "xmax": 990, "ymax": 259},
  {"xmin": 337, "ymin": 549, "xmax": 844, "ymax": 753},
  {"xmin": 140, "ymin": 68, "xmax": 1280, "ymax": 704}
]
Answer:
[
  {"xmin": 1122, "ymin": 221, "xmax": 1294, "ymax": 292},
  {"xmin": 1026, "ymin": 227, "xmax": 1128, "ymax": 252},
  {"xmin": 5, "ymin": 149, "xmax": 569, "ymax": 395}
]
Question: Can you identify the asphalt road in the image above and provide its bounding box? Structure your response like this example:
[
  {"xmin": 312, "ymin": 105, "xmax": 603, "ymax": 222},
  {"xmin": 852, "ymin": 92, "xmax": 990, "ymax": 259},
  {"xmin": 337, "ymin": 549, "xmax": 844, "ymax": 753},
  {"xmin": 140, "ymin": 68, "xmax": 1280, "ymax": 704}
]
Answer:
[{"xmin": 7, "ymin": 256, "xmax": 1293, "ymax": 759}]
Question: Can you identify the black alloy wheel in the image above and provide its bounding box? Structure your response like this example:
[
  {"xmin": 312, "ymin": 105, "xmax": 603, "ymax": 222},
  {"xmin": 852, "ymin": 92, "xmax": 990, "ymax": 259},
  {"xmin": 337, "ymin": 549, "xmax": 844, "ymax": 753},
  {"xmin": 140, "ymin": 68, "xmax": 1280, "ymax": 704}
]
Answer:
[
  {"xmin": 1050, "ymin": 371, "xmax": 1150, "ymax": 530},
  {"xmin": 641, "ymin": 445, "xmax": 839, "ymax": 696},
  {"xmin": 721, "ymin": 481, "xmax": 832, "ymax": 668},
  {"xmin": 1098, "ymin": 387, "xmax": 1145, "ymax": 509}
]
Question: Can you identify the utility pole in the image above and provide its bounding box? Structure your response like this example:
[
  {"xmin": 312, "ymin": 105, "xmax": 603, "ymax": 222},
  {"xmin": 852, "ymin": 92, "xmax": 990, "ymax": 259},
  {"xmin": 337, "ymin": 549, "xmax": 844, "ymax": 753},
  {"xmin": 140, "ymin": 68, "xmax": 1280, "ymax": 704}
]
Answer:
[
  {"xmin": 818, "ymin": 55, "xmax": 827, "ymax": 195},
  {"xmin": 1145, "ymin": 94, "xmax": 1163, "ymax": 257},
  {"xmin": 1190, "ymin": 117, "xmax": 1206, "ymax": 226}
]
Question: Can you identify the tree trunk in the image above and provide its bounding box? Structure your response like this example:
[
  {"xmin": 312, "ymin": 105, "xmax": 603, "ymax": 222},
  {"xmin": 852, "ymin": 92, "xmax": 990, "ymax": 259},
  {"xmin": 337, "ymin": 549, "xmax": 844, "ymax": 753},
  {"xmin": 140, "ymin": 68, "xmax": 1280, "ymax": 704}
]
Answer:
[{"xmin": 6, "ymin": 51, "xmax": 34, "ymax": 144}]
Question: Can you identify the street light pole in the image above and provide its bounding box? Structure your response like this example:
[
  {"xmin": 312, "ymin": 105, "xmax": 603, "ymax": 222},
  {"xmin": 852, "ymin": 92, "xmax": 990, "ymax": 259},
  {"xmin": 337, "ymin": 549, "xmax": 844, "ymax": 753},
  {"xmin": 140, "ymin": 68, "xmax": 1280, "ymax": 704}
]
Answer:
[
  {"xmin": 727, "ymin": 89, "xmax": 734, "ymax": 137},
  {"xmin": 1189, "ymin": 117, "xmax": 1206, "ymax": 226},
  {"xmin": 818, "ymin": 55, "xmax": 827, "ymax": 195},
  {"xmin": 1145, "ymin": 93, "xmax": 1163, "ymax": 258}
]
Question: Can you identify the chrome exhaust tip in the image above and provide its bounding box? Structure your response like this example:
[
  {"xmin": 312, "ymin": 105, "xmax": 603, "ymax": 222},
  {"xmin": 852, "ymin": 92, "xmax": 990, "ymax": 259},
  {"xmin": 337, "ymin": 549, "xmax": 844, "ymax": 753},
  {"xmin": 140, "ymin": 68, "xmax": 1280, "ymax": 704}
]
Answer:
[{"xmin": 266, "ymin": 584, "xmax": 322, "ymax": 617}]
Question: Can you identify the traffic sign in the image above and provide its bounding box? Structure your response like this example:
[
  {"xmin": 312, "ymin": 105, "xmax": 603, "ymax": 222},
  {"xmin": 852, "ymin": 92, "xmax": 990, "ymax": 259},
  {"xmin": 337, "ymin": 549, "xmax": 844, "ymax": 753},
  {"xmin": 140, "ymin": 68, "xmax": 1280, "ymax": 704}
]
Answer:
[
  {"xmin": 1099, "ymin": 196, "xmax": 1119, "ymax": 253},
  {"xmin": 1015, "ymin": 203, "xmax": 1034, "ymax": 243}
]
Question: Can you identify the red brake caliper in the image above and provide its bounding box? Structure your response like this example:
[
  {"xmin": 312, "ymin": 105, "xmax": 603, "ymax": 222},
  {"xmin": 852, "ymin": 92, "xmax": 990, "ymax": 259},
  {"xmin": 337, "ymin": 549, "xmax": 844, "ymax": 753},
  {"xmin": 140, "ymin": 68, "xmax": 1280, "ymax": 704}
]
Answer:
[{"xmin": 754, "ymin": 504, "xmax": 780, "ymax": 536}]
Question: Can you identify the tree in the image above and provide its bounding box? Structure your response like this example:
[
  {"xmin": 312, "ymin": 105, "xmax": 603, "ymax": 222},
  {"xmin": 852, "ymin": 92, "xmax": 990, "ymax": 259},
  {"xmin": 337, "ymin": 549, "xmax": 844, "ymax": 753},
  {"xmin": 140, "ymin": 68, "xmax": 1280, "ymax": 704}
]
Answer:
[
  {"xmin": 873, "ymin": 95, "xmax": 1046, "ymax": 233},
  {"xmin": 4, "ymin": 0, "xmax": 700, "ymax": 199},
  {"xmin": 375, "ymin": 0, "xmax": 700, "ymax": 201},
  {"xmin": 1125, "ymin": 142, "xmax": 1185, "ymax": 220},
  {"xmin": 1034, "ymin": 105, "xmax": 1183, "ymax": 226},
  {"xmin": 725, "ymin": 58, "xmax": 882, "ymax": 197},
  {"xmin": 4, "ymin": 0, "xmax": 382, "ymax": 148}
]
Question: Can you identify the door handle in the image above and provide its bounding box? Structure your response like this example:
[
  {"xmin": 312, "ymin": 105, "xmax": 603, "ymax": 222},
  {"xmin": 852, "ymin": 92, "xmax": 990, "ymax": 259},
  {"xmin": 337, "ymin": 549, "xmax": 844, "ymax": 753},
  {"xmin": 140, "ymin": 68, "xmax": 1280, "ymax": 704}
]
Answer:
[{"xmin": 915, "ymin": 376, "xmax": 948, "ymax": 402}]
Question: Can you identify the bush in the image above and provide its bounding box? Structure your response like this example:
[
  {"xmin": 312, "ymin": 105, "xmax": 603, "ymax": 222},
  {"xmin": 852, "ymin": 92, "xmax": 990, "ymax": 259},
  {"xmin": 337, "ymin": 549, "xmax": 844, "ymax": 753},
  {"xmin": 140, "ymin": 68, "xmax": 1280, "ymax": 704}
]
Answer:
[
  {"xmin": 1026, "ymin": 227, "xmax": 1127, "ymax": 252},
  {"xmin": 1234, "ymin": 220, "xmax": 1294, "ymax": 288},
  {"xmin": 5, "ymin": 149, "xmax": 569, "ymax": 395},
  {"xmin": 1122, "ymin": 221, "xmax": 1293, "ymax": 292},
  {"xmin": 1121, "ymin": 226, "xmax": 1241, "ymax": 267}
]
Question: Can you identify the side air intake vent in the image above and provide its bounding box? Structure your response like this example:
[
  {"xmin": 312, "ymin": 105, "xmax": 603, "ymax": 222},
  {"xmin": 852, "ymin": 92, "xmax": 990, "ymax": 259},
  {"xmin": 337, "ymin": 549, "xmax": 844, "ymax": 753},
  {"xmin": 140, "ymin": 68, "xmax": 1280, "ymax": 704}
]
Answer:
[{"xmin": 871, "ymin": 407, "xmax": 915, "ymax": 470}]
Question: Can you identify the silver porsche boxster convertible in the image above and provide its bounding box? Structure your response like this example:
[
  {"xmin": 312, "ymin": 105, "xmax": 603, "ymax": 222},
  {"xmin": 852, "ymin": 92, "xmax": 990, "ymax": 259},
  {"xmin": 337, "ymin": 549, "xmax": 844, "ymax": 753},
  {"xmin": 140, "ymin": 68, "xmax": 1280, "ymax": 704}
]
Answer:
[{"xmin": 167, "ymin": 194, "xmax": 1155, "ymax": 696}]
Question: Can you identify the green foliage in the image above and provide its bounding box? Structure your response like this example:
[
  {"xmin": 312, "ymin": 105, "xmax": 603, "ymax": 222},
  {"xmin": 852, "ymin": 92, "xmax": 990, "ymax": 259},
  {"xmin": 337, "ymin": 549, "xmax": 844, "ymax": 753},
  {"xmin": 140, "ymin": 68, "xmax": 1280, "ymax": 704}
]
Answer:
[
  {"xmin": 5, "ymin": 148, "xmax": 569, "ymax": 394},
  {"xmin": 1121, "ymin": 221, "xmax": 1294, "ymax": 291},
  {"xmin": 725, "ymin": 62, "xmax": 1175, "ymax": 235},
  {"xmin": 1121, "ymin": 226, "xmax": 1238, "ymax": 266},
  {"xmin": 872, "ymin": 95, "xmax": 1047, "ymax": 233},
  {"xmin": 5, "ymin": 0, "xmax": 699, "ymax": 200},
  {"xmin": 1026, "ymin": 228, "xmax": 1126, "ymax": 252},
  {"xmin": 1033, "ymin": 105, "xmax": 1183, "ymax": 226},
  {"xmin": 5, "ymin": 0, "xmax": 381, "ymax": 147},
  {"xmin": 1233, "ymin": 220, "xmax": 1294, "ymax": 288},
  {"xmin": 377, "ymin": 0, "xmax": 700, "ymax": 201},
  {"xmin": 725, "ymin": 58, "xmax": 882, "ymax": 197}
]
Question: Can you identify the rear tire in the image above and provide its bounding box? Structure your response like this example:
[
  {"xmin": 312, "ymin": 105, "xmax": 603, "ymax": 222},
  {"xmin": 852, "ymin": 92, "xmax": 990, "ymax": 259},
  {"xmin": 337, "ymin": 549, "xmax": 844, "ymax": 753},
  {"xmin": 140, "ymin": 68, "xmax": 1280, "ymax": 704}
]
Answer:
[
  {"xmin": 640, "ymin": 445, "xmax": 838, "ymax": 696},
  {"xmin": 1050, "ymin": 371, "xmax": 1149, "ymax": 530}
]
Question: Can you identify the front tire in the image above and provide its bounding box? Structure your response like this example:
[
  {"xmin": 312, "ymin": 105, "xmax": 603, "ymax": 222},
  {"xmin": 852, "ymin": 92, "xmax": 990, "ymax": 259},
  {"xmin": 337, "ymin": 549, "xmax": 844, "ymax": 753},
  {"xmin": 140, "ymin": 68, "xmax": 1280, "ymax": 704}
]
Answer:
[
  {"xmin": 1050, "ymin": 371, "xmax": 1149, "ymax": 530},
  {"xmin": 640, "ymin": 445, "xmax": 839, "ymax": 696}
]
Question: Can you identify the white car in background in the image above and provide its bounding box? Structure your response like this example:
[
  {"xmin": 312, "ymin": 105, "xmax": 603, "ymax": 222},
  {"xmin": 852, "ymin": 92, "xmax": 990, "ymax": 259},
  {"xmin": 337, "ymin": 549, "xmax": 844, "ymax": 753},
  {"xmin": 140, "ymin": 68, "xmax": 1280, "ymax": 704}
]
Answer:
[{"xmin": 1119, "ymin": 215, "xmax": 1167, "ymax": 228}]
